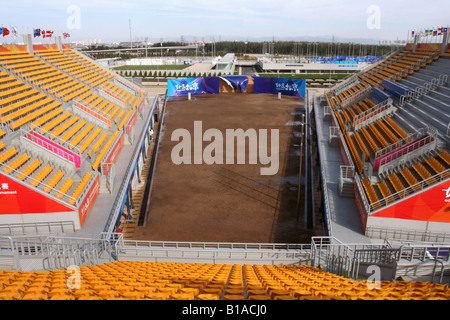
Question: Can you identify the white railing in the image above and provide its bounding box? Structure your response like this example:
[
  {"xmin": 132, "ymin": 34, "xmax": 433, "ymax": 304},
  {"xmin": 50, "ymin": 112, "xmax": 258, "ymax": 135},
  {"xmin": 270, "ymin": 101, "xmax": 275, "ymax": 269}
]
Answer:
[
  {"xmin": 115, "ymin": 237, "xmax": 312, "ymax": 264},
  {"xmin": 367, "ymin": 168, "xmax": 450, "ymax": 213},
  {"xmin": 374, "ymin": 127, "xmax": 436, "ymax": 159},
  {"xmin": 99, "ymin": 131, "xmax": 124, "ymax": 176},
  {"xmin": 398, "ymin": 73, "xmax": 448, "ymax": 107},
  {"xmin": 340, "ymin": 165, "xmax": 354, "ymax": 180},
  {"xmin": 103, "ymin": 95, "xmax": 160, "ymax": 235},
  {"xmin": 21, "ymin": 127, "xmax": 82, "ymax": 157},
  {"xmin": 366, "ymin": 226, "xmax": 450, "ymax": 243},
  {"xmin": 352, "ymin": 98, "xmax": 394, "ymax": 131},
  {"xmin": 0, "ymin": 164, "xmax": 77, "ymax": 207},
  {"xmin": 0, "ymin": 221, "xmax": 76, "ymax": 236},
  {"xmin": 328, "ymin": 126, "xmax": 339, "ymax": 145},
  {"xmin": 341, "ymin": 84, "xmax": 372, "ymax": 108}
]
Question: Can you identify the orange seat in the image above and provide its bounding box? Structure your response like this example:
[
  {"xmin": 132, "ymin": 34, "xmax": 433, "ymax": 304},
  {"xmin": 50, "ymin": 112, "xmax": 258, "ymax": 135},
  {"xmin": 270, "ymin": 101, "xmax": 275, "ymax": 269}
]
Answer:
[
  {"xmin": 248, "ymin": 295, "xmax": 271, "ymax": 300},
  {"xmin": 223, "ymin": 294, "xmax": 246, "ymax": 300},
  {"xmin": 170, "ymin": 293, "xmax": 195, "ymax": 300},
  {"xmin": 196, "ymin": 294, "xmax": 220, "ymax": 300}
]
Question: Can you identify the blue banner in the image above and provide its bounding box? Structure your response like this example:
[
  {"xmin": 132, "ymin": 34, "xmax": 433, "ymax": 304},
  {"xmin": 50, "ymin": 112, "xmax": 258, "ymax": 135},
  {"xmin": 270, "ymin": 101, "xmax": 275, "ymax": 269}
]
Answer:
[
  {"xmin": 272, "ymin": 78, "xmax": 306, "ymax": 97},
  {"xmin": 252, "ymin": 77, "xmax": 273, "ymax": 94},
  {"xmin": 168, "ymin": 76, "xmax": 306, "ymax": 98},
  {"xmin": 167, "ymin": 77, "xmax": 219, "ymax": 97},
  {"xmin": 252, "ymin": 77, "xmax": 306, "ymax": 98},
  {"xmin": 219, "ymin": 76, "xmax": 249, "ymax": 92}
]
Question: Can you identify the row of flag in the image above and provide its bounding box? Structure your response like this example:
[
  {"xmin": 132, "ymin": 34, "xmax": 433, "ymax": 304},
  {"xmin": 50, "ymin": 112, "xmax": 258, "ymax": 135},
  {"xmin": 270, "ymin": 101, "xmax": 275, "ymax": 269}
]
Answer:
[
  {"xmin": 0, "ymin": 26, "xmax": 18, "ymax": 37},
  {"xmin": 412, "ymin": 27, "xmax": 449, "ymax": 37},
  {"xmin": 34, "ymin": 29, "xmax": 70, "ymax": 39},
  {"xmin": 0, "ymin": 26, "xmax": 70, "ymax": 39}
]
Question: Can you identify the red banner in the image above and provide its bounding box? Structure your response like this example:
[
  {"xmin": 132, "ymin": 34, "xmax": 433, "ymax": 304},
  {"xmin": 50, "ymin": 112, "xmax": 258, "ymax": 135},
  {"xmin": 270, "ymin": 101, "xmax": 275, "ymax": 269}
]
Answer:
[
  {"xmin": 77, "ymin": 174, "xmax": 100, "ymax": 226},
  {"xmin": 27, "ymin": 131, "xmax": 81, "ymax": 168},
  {"xmin": 371, "ymin": 180, "xmax": 450, "ymax": 223},
  {"xmin": 102, "ymin": 132, "xmax": 124, "ymax": 175},
  {"xmin": 0, "ymin": 172, "xmax": 75, "ymax": 215},
  {"xmin": 74, "ymin": 102, "xmax": 111, "ymax": 129},
  {"xmin": 126, "ymin": 110, "xmax": 137, "ymax": 134}
]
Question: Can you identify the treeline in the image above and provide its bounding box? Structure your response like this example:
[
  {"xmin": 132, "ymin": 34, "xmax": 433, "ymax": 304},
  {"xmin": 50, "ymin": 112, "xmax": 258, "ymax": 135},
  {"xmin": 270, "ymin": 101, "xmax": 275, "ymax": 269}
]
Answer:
[
  {"xmin": 205, "ymin": 41, "xmax": 394, "ymax": 58},
  {"xmin": 117, "ymin": 70, "xmax": 224, "ymax": 78},
  {"xmin": 84, "ymin": 41, "xmax": 396, "ymax": 60}
]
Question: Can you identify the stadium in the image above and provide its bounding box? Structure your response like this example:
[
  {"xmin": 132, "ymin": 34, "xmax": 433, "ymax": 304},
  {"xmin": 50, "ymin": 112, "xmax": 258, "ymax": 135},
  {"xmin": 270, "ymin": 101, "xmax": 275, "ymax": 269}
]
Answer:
[{"xmin": 0, "ymin": 7, "xmax": 449, "ymax": 307}]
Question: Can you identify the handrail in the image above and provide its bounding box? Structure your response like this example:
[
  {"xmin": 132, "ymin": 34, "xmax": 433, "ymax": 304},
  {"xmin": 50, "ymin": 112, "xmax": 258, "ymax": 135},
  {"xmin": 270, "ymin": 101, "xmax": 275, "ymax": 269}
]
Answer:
[
  {"xmin": 368, "ymin": 168, "xmax": 450, "ymax": 213},
  {"xmin": 398, "ymin": 73, "xmax": 448, "ymax": 107},
  {"xmin": 0, "ymin": 162, "xmax": 78, "ymax": 207},
  {"xmin": 352, "ymin": 98, "xmax": 394, "ymax": 131},
  {"xmin": 102, "ymin": 94, "xmax": 160, "ymax": 236},
  {"xmin": 374, "ymin": 127, "xmax": 436, "ymax": 159}
]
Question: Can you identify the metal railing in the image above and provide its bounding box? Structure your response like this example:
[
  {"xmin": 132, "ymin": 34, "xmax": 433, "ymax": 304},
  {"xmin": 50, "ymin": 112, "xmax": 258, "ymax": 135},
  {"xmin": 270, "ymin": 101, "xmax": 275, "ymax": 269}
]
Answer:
[
  {"xmin": 352, "ymin": 98, "xmax": 394, "ymax": 131},
  {"xmin": 366, "ymin": 226, "xmax": 450, "ymax": 243},
  {"xmin": 340, "ymin": 85, "xmax": 372, "ymax": 108},
  {"xmin": 398, "ymin": 72, "xmax": 448, "ymax": 107},
  {"xmin": 102, "ymin": 94, "xmax": 160, "ymax": 235},
  {"xmin": 374, "ymin": 127, "xmax": 436, "ymax": 159},
  {"xmin": 363, "ymin": 168, "xmax": 450, "ymax": 214}
]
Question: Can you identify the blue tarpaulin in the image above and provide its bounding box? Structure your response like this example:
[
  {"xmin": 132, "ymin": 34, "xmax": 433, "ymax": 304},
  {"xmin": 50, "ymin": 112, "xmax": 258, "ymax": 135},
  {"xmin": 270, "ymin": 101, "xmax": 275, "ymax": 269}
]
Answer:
[
  {"xmin": 381, "ymin": 79, "xmax": 410, "ymax": 98},
  {"xmin": 219, "ymin": 76, "xmax": 249, "ymax": 92},
  {"xmin": 371, "ymin": 87, "xmax": 391, "ymax": 103}
]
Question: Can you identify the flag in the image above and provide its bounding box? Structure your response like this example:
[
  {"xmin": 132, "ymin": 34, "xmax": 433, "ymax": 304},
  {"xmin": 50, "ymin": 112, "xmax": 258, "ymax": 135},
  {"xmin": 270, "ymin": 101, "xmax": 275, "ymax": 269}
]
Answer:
[
  {"xmin": 63, "ymin": 32, "xmax": 70, "ymax": 39},
  {"xmin": 433, "ymin": 30, "xmax": 437, "ymax": 36},
  {"xmin": 411, "ymin": 31, "xmax": 415, "ymax": 37},
  {"xmin": 0, "ymin": 28, "xmax": 2, "ymax": 36},
  {"xmin": 33, "ymin": 29, "xmax": 41, "ymax": 37},
  {"xmin": 42, "ymin": 30, "xmax": 53, "ymax": 38},
  {"xmin": 11, "ymin": 26, "xmax": 18, "ymax": 37},
  {"xmin": 443, "ymin": 27, "xmax": 448, "ymax": 33},
  {"xmin": 2, "ymin": 27, "xmax": 9, "ymax": 36},
  {"xmin": 438, "ymin": 28, "xmax": 442, "ymax": 35}
]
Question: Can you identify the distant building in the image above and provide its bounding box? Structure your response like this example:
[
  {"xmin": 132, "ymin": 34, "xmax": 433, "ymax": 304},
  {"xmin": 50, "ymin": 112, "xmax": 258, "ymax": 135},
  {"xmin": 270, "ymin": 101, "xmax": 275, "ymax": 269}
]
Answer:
[{"xmin": 214, "ymin": 53, "xmax": 236, "ymax": 70}]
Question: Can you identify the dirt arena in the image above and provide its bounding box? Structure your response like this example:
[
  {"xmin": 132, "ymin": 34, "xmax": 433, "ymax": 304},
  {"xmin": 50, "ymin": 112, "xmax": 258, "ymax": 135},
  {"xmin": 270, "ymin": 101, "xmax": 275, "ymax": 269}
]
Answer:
[{"xmin": 133, "ymin": 92, "xmax": 316, "ymax": 243}]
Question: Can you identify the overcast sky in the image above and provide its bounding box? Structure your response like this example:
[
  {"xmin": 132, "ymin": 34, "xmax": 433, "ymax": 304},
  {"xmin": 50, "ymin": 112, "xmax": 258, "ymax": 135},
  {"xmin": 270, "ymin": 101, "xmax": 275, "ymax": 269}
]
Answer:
[{"xmin": 1, "ymin": 0, "xmax": 448, "ymax": 43}]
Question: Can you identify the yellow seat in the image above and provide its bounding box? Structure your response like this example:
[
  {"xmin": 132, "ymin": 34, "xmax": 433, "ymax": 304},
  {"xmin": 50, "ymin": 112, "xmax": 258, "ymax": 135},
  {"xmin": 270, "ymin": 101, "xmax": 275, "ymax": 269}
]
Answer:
[
  {"xmin": 156, "ymin": 287, "xmax": 177, "ymax": 295},
  {"xmin": 274, "ymin": 295, "xmax": 297, "ymax": 300},
  {"xmin": 21, "ymin": 292, "xmax": 48, "ymax": 300},
  {"xmin": 96, "ymin": 290, "xmax": 120, "ymax": 300},
  {"xmin": 223, "ymin": 294, "xmax": 246, "ymax": 300},
  {"xmin": 201, "ymin": 287, "xmax": 222, "ymax": 296},
  {"xmin": 196, "ymin": 294, "xmax": 220, "ymax": 300},
  {"xmin": 145, "ymin": 292, "xmax": 169, "ymax": 300},
  {"xmin": 50, "ymin": 294, "xmax": 75, "ymax": 300},
  {"xmin": 269, "ymin": 289, "xmax": 291, "ymax": 300},
  {"xmin": 179, "ymin": 287, "xmax": 199, "ymax": 297},
  {"xmin": 121, "ymin": 291, "xmax": 144, "ymax": 300},
  {"xmin": 248, "ymin": 295, "xmax": 271, "ymax": 300},
  {"xmin": 170, "ymin": 293, "xmax": 195, "ymax": 300},
  {"xmin": 72, "ymin": 289, "xmax": 96, "ymax": 299}
]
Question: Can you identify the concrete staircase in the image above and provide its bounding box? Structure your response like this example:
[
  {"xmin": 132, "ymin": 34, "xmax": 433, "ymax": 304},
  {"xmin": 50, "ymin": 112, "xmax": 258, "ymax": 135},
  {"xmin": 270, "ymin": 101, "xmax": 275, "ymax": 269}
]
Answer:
[
  {"xmin": 122, "ymin": 131, "xmax": 156, "ymax": 240},
  {"xmin": 394, "ymin": 58, "xmax": 450, "ymax": 146}
]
